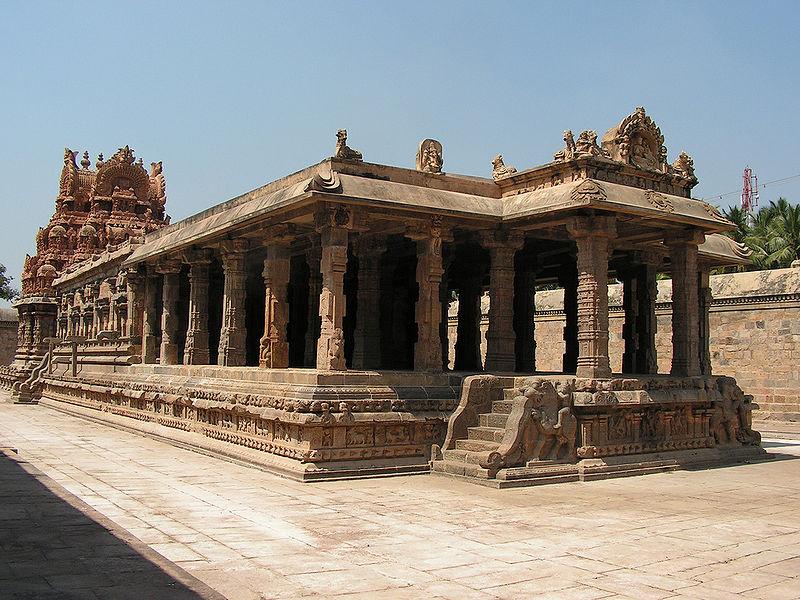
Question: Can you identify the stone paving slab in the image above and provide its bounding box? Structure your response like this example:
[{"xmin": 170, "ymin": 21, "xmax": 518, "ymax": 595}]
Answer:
[{"xmin": 0, "ymin": 393, "xmax": 799, "ymax": 599}]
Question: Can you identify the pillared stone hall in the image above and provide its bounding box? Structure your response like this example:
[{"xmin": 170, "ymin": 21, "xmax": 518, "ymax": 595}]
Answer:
[{"xmin": 1, "ymin": 107, "xmax": 764, "ymax": 486}]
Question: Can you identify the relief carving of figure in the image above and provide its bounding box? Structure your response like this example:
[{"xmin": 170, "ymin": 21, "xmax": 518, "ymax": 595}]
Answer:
[
  {"xmin": 416, "ymin": 139, "xmax": 443, "ymax": 174},
  {"xmin": 329, "ymin": 327, "xmax": 345, "ymax": 370},
  {"xmin": 711, "ymin": 376, "xmax": 761, "ymax": 446},
  {"xmin": 491, "ymin": 154, "xmax": 517, "ymax": 179},
  {"xmin": 528, "ymin": 380, "xmax": 578, "ymax": 462},
  {"xmin": 335, "ymin": 129, "xmax": 363, "ymax": 161}
]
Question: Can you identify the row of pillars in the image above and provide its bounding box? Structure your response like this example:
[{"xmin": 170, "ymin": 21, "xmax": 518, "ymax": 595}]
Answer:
[{"xmin": 127, "ymin": 215, "xmax": 708, "ymax": 378}]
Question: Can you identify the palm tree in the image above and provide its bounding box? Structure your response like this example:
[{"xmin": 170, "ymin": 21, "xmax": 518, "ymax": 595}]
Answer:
[{"xmin": 721, "ymin": 197, "xmax": 800, "ymax": 270}]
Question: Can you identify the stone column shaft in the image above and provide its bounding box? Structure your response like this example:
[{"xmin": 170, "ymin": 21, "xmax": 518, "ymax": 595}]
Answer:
[
  {"xmin": 260, "ymin": 243, "xmax": 291, "ymax": 368},
  {"xmin": 699, "ymin": 269, "xmax": 712, "ymax": 375},
  {"xmin": 514, "ymin": 267, "xmax": 537, "ymax": 373},
  {"xmin": 304, "ymin": 242, "xmax": 322, "ymax": 367},
  {"xmin": 568, "ymin": 216, "xmax": 615, "ymax": 379},
  {"xmin": 316, "ymin": 226, "xmax": 348, "ymax": 371},
  {"xmin": 127, "ymin": 272, "xmax": 144, "ymax": 345},
  {"xmin": 142, "ymin": 272, "xmax": 159, "ymax": 364},
  {"xmin": 411, "ymin": 222, "xmax": 444, "ymax": 372},
  {"xmin": 454, "ymin": 276, "xmax": 483, "ymax": 371},
  {"xmin": 352, "ymin": 236, "xmax": 384, "ymax": 370},
  {"xmin": 559, "ymin": 264, "xmax": 578, "ymax": 374},
  {"xmin": 184, "ymin": 253, "xmax": 212, "ymax": 365},
  {"xmin": 218, "ymin": 240, "xmax": 248, "ymax": 367},
  {"xmin": 158, "ymin": 261, "xmax": 182, "ymax": 366},
  {"xmin": 669, "ymin": 231, "xmax": 704, "ymax": 377},
  {"xmin": 485, "ymin": 233, "xmax": 523, "ymax": 372}
]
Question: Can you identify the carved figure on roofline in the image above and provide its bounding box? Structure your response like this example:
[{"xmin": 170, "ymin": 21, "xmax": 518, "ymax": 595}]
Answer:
[
  {"xmin": 335, "ymin": 129, "xmax": 362, "ymax": 161},
  {"xmin": 491, "ymin": 154, "xmax": 517, "ymax": 179},
  {"xmin": 574, "ymin": 130, "xmax": 608, "ymax": 159},
  {"xmin": 672, "ymin": 151, "xmax": 697, "ymax": 184},
  {"xmin": 553, "ymin": 130, "xmax": 576, "ymax": 162},
  {"xmin": 416, "ymin": 139, "xmax": 443, "ymax": 174},
  {"xmin": 601, "ymin": 106, "xmax": 668, "ymax": 172}
]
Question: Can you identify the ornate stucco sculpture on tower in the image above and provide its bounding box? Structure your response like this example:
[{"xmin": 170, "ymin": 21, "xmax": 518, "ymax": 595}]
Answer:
[{"xmin": 0, "ymin": 146, "xmax": 168, "ymax": 396}]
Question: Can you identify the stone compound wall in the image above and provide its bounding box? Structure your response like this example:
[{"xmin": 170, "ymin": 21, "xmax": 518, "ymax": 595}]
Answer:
[
  {"xmin": 449, "ymin": 266, "xmax": 800, "ymax": 424},
  {"xmin": 0, "ymin": 309, "xmax": 18, "ymax": 367}
]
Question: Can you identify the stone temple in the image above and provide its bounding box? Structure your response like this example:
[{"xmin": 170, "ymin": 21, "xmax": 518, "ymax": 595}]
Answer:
[{"xmin": 0, "ymin": 108, "xmax": 765, "ymax": 486}]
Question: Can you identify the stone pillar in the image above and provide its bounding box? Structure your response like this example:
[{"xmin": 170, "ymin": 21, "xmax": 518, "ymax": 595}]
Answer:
[
  {"xmin": 484, "ymin": 230, "xmax": 524, "ymax": 372},
  {"xmin": 668, "ymin": 230, "xmax": 704, "ymax": 377},
  {"xmin": 304, "ymin": 240, "xmax": 322, "ymax": 368},
  {"xmin": 514, "ymin": 265, "xmax": 537, "ymax": 373},
  {"xmin": 184, "ymin": 250, "xmax": 212, "ymax": 365},
  {"xmin": 142, "ymin": 270, "xmax": 160, "ymax": 364},
  {"xmin": 218, "ymin": 239, "xmax": 249, "ymax": 366},
  {"xmin": 620, "ymin": 264, "xmax": 639, "ymax": 374},
  {"xmin": 259, "ymin": 240, "xmax": 291, "ymax": 368},
  {"xmin": 637, "ymin": 257, "xmax": 659, "ymax": 374},
  {"xmin": 409, "ymin": 218, "xmax": 445, "ymax": 372},
  {"xmin": 157, "ymin": 260, "xmax": 182, "ymax": 366},
  {"xmin": 352, "ymin": 234, "xmax": 384, "ymax": 370},
  {"xmin": 559, "ymin": 263, "xmax": 578, "ymax": 374},
  {"xmin": 127, "ymin": 271, "xmax": 144, "ymax": 345},
  {"xmin": 567, "ymin": 215, "xmax": 616, "ymax": 379},
  {"xmin": 699, "ymin": 268, "xmax": 712, "ymax": 376},
  {"xmin": 454, "ymin": 274, "xmax": 483, "ymax": 371},
  {"xmin": 439, "ymin": 251, "xmax": 454, "ymax": 371},
  {"xmin": 316, "ymin": 222, "xmax": 349, "ymax": 371}
]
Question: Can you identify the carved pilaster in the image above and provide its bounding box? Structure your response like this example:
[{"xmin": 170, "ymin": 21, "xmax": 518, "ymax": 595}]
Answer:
[
  {"xmin": 260, "ymin": 237, "xmax": 291, "ymax": 369},
  {"xmin": 157, "ymin": 259, "xmax": 182, "ymax": 366},
  {"xmin": 637, "ymin": 253, "xmax": 660, "ymax": 374},
  {"xmin": 316, "ymin": 223, "xmax": 349, "ymax": 371},
  {"xmin": 184, "ymin": 250, "xmax": 212, "ymax": 365},
  {"xmin": 668, "ymin": 229, "xmax": 704, "ymax": 377},
  {"xmin": 352, "ymin": 234, "xmax": 385, "ymax": 370},
  {"xmin": 408, "ymin": 218, "xmax": 447, "ymax": 372},
  {"xmin": 484, "ymin": 229, "xmax": 524, "ymax": 372},
  {"xmin": 568, "ymin": 215, "xmax": 616, "ymax": 379},
  {"xmin": 218, "ymin": 239, "xmax": 249, "ymax": 367}
]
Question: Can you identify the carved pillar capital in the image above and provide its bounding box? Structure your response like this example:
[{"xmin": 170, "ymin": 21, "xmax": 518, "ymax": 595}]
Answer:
[
  {"xmin": 566, "ymin": 215, "xmax": 617, "ymax": 240},
  {"xmin": 155, "ymin": 258, "xmax": 183, "ymax": 275}
]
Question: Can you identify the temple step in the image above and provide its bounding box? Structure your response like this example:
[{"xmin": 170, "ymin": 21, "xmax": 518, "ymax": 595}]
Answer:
[
  {"xmin": 455, "ymin": 439, "xmax": 499, "ymax": 453},
  {"xmin": 467, "ymin": 426, "xmax": 505, "ymax": 442},
  {"xmin": 431, "ymin": 459, "xmax": 492, "ymax": 479},
  {"xmin": 480, "ymin": 412, "xmax": 510, "ymax": 428},
  {"xmin": 492, "ymin": 400, "xmax": 514, "ymax": 414},
  {"xmin": 442, "ymin": 448, "xmax": 493, "ymax": 468}
]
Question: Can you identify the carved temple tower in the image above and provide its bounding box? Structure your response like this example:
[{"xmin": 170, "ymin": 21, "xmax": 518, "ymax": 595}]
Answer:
[{"xmin": 1, "ymin": 146, "xmax": 168, "ymax": 391}]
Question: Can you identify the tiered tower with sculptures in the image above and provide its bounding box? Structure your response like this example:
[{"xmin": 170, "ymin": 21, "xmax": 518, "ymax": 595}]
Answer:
[{"xmin": 1, "ymin": 146, "xmax": 168, "ymax": 389}]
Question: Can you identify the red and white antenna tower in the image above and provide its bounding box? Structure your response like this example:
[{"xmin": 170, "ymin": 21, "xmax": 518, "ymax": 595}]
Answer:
[{"xmin": 741, "ymin": 166, "xmax": 759, "ymax": 214}]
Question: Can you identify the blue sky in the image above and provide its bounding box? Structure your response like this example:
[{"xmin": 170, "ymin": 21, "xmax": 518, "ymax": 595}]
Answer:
[{"xmin": 1, "ymin": 1, "xmax": 798, "ymax": 306}]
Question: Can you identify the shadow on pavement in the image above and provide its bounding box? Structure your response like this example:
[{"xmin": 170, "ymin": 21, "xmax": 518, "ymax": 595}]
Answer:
[{"xmin": 0, "ymin": 449, "xmax": 224, "ymax": 600}]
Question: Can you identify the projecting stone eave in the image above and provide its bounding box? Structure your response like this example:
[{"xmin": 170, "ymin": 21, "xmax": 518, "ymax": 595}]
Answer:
[
  {"xmin": 53, "ymin": 242, "xmax": 137, "ymax": 291},
  {"xmin": 502, "ymin": 178, "xmax": 736, "ymax": 234}
]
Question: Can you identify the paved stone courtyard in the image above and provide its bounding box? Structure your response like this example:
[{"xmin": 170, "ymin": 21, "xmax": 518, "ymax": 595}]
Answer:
[{"xmin": 1, "ymin": 393, "xmax": 799, "ymax": 600}]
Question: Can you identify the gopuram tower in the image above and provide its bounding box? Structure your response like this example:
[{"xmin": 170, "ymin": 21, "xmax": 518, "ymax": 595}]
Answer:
[{"xmin": 1, "ymin": 146, "xmax": 168, "ymax": 389}]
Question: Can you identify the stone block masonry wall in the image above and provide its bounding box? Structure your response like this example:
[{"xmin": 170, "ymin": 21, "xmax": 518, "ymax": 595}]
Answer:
[
  {"xmin": 449, "ymin": 266, "xmax": 800, "ymax": 424},
  {"xmin": 0, "ymin": 312, "xmax": 18, "ymax": 366}
]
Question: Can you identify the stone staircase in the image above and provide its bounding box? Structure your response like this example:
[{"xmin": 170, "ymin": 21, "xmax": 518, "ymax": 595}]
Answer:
[{"xmin": 432, "ymin": 385, "xmax": 515, "ymax": 479}]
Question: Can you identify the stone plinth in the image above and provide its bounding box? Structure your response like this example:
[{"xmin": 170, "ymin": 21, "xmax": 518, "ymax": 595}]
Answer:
[{"xmin": 39, "ymin": 365, "xmax": 463, "ymax": 481}]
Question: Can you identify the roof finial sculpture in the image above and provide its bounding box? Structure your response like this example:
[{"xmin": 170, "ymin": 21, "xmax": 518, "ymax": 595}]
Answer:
[
  {"xmin": 335, "ymin": 129, "xmax": 362, "ymax": 161},
  {"xmin": 491, "ymin": 154, "xmax": 517, "ymax": 179},
  {"xmin": 553, "ymin": 130, "xmax": 576, "ymax": 162},
  {"xmin": 80, "ymin": 151, "xmax": 91, "ymax": 169},
  {"xmin": 95, "ymin": 153, "xmax": 104, "ymax": 169},
  {"xmin": 416, "ymin": 139, "xmax": 443, "ymax": 174}
]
